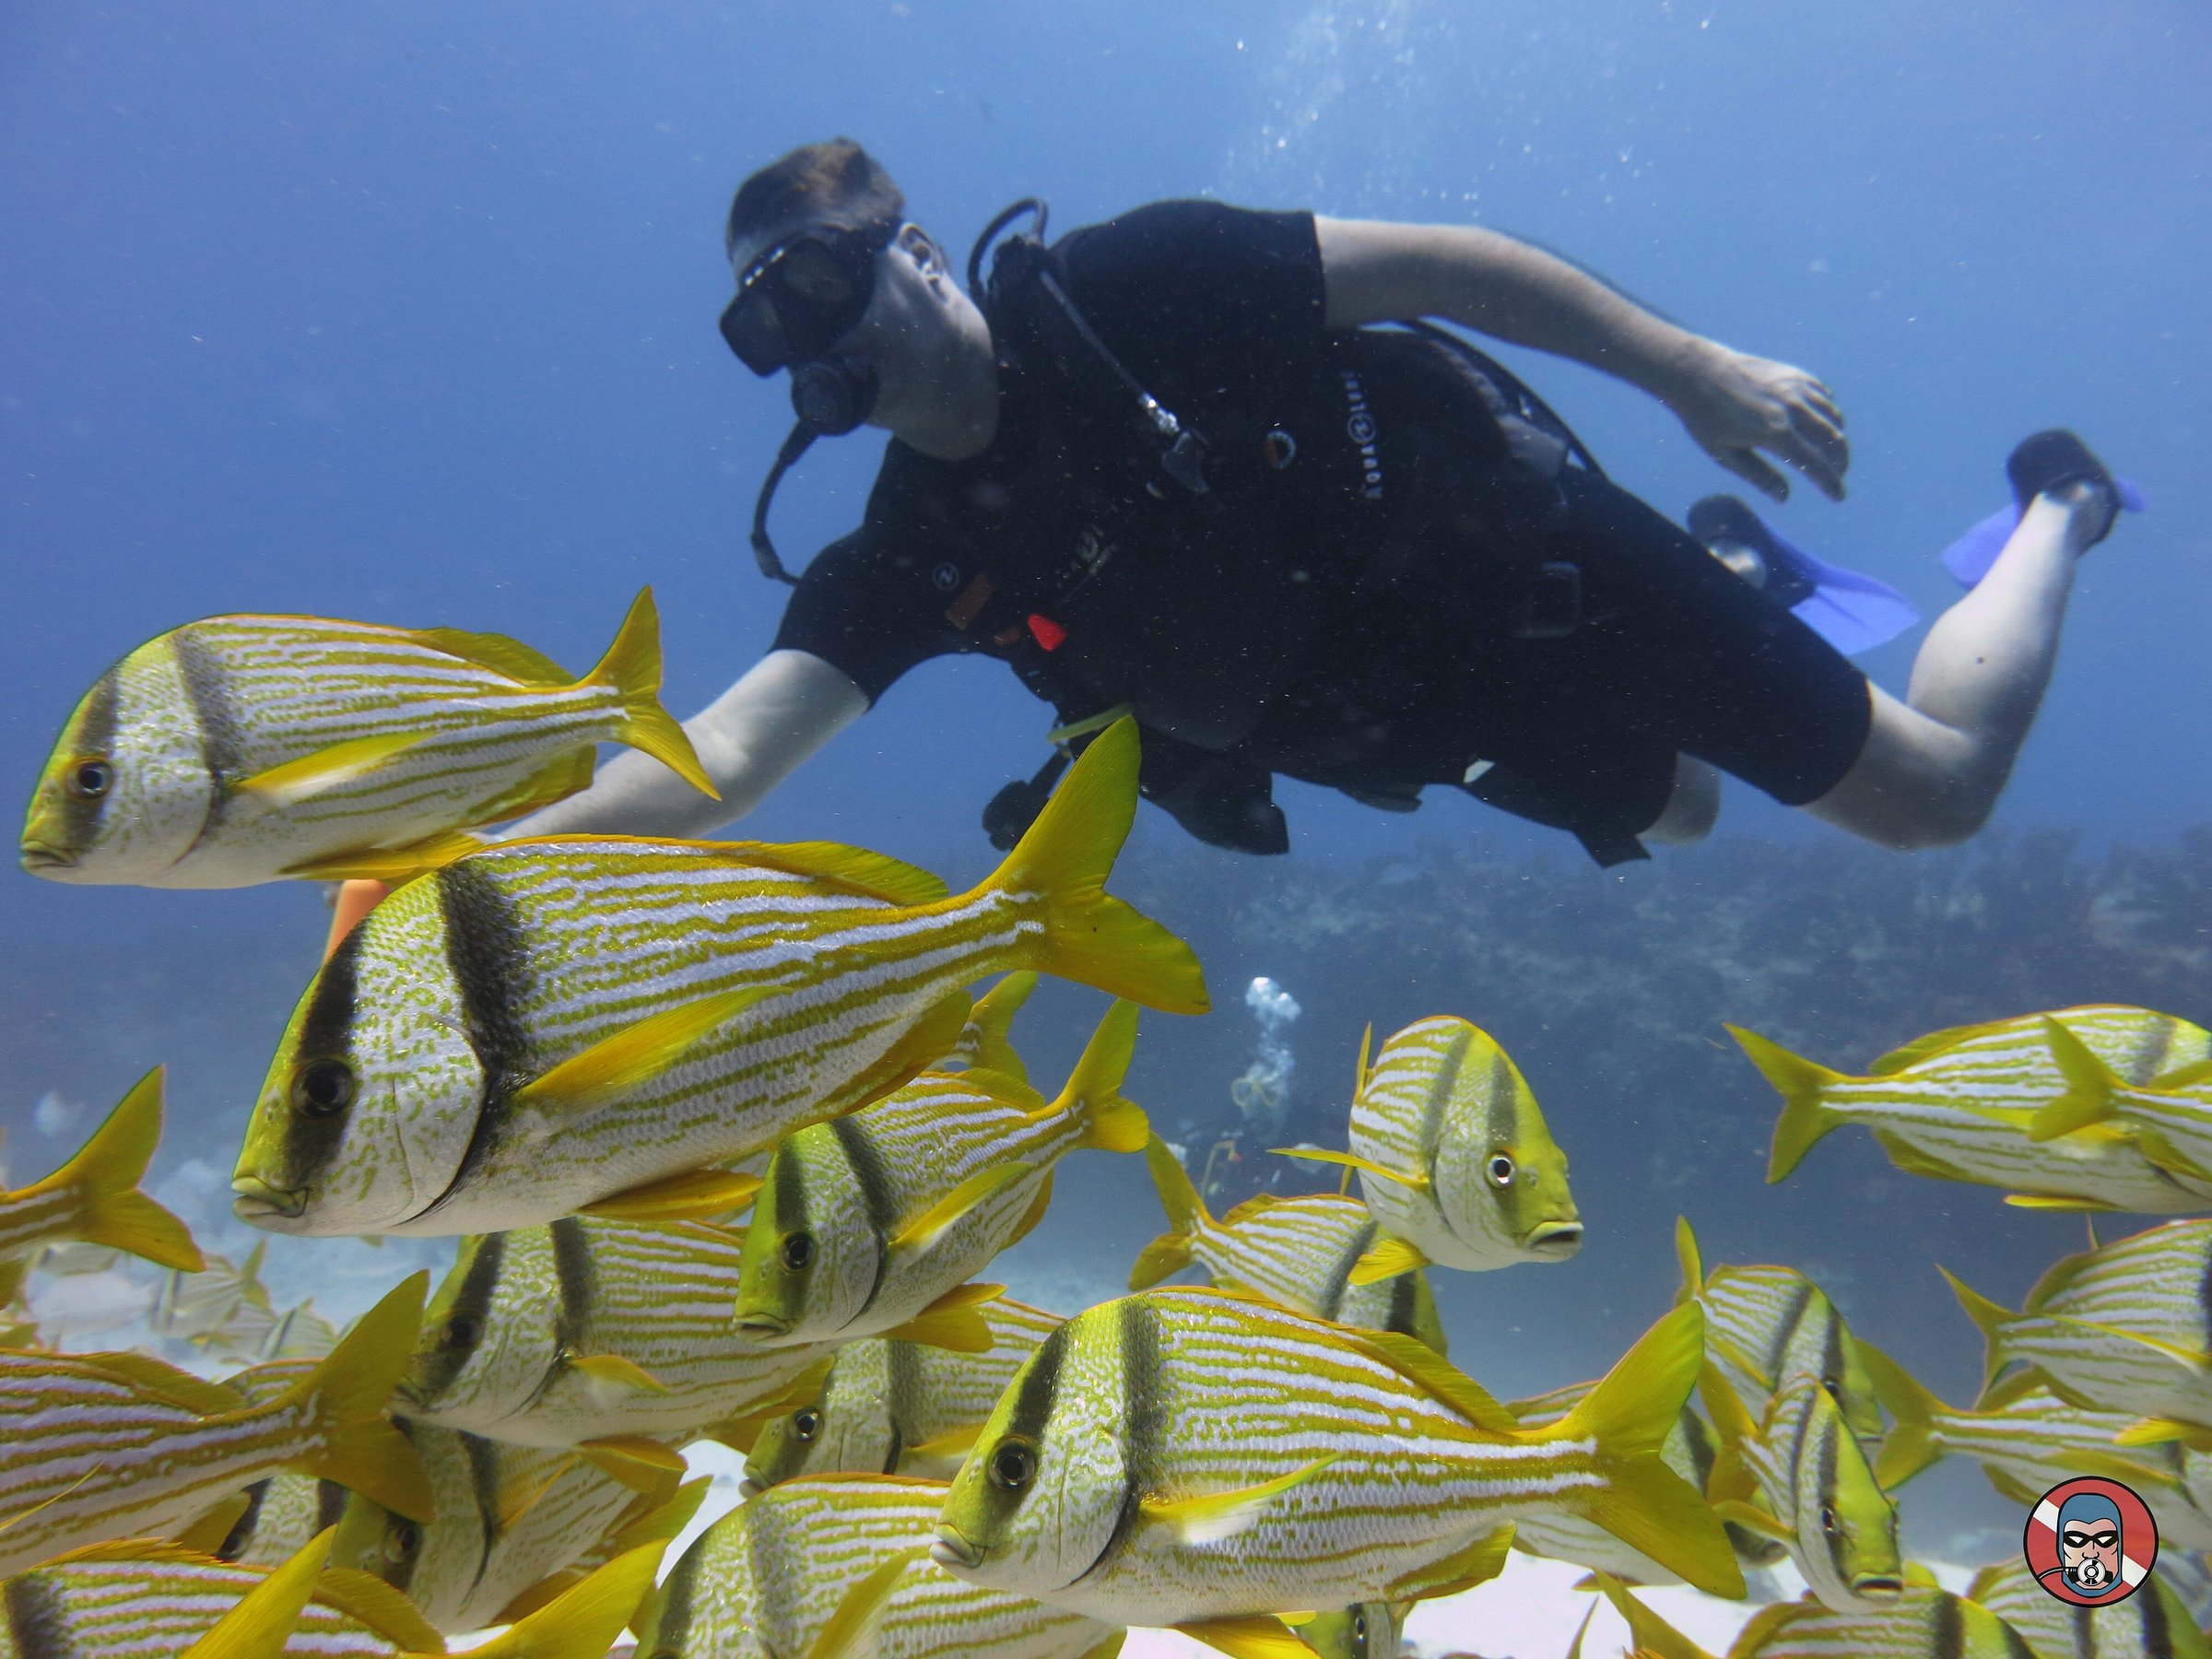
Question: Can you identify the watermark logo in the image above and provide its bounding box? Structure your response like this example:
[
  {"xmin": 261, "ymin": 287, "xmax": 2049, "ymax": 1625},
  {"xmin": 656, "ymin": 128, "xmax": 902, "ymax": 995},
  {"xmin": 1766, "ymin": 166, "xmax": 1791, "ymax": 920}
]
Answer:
[{"xmin": 2025, "ymin": 1476, "xmax": 2157, "ymax": 1606}]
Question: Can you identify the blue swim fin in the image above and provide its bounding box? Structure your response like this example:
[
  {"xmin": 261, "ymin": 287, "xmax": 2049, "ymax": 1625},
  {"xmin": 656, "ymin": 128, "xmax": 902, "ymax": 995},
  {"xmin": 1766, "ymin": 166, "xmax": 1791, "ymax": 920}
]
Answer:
[
  {"xmin": 1688, "ymin": 496, "xmax": 1920, "ymax": 656},
  {"xmin": 1941, "ymin": 431, "xmax": 2144, "ymax": 588}
]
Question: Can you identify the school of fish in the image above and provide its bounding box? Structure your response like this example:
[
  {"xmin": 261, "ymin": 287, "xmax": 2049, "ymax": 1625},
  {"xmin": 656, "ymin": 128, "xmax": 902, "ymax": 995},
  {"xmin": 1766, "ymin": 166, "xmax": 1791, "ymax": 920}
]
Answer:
[{"xmin": 11, "ymin": 601, "xmax": 2212, "ymax": 1657}]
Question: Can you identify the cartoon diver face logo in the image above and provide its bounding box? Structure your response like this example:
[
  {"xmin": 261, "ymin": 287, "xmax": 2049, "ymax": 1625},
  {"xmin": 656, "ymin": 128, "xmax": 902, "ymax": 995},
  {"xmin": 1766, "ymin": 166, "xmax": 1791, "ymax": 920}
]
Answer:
[
  {"xmin": 2057, "ymin": 1491, "xmax": 2124, "ymax": 1593},
  {"xmin": 2027, "ymin": 1477, "xmax": 2156, "ymax": 1606}
]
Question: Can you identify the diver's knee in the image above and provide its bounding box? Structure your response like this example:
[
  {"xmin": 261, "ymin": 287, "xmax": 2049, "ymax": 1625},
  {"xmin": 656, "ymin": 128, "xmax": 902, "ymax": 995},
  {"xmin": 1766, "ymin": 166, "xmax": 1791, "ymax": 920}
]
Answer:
[{"xmin": 1865, "ymin": 794, "xmax": 1992, "ymax": 852}]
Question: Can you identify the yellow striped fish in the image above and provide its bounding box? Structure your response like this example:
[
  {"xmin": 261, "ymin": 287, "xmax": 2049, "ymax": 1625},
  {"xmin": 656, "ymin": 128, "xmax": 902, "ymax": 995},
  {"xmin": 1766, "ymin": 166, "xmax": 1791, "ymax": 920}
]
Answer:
[
  {"xmin": 1734, "ymin": 1006, "xmax": 2208, "ymax": 1211},
  {"xmin": 394, "ymin": 1213, "xmax": 830, "ymax": 1462},
  {"xmin": 633, "ymin": 1473, "xmax": 1122, "ymax": 1659},
  {"xmin": 1967, "ymin": 1557, "xmax": 2209, "ymax": 1659},
  {"xmin": 1503, "ymin": 1375, "xmax": 1764, "ymax": 1586},
  {"xmin": 20, "ymin": 589, "xmax": 713, "ymax": 890},
  {"xmin": 733, "ymin": 1001, "xmax": 1146, "ymax": 1349},
  {"xmin": 1863, "ymin": 1347, "xmax": 2173, "ymax": 1505},
  {"xmin": 332, "ymin": 1420, "xmax": 704, "ymax": 1635},
  {"xmin": 0, "ymin": 1275, "xmax": 433, "ymax": 1578},
  {"xmin": 1583, "ymin": 1571, "xmax": 2037, "ymax": 1659},
  {"xmin": 229, "ymin": 717, "xmax": 1206, "ymax": 1239},
  {"xmin": 742, "ymin": 1296, "xmax": 1063, "ymax": 1492},
  {"xmin": 1945, "ymin": 1220, "xmax": 2212, "ymax": 1446},
  {"xmin": 1297, "ymin": 1605, "xmax": 1401, "ymax": 1659},
  {"xmin": 1704, "ymin": 1371, "xmax": 1902, "ymax": 1614},
  {"xmin": 0, "ymin": 1066, "xmax": 202, "ymax": 1280},
  {"xmin": 932, "ymin": 1287, "xmax": 1744, "ymax": 1637},
  {"xmin": 1126, "ymin": 1138, "xmax": 1447, "ymax": 1354},
  {"xmin": 1288, "ymin": 1017, "xmax": 1582, "ymax": 1274},
  {"xmin": 944, "ymin": 972, "xmax": 1041, "ymax": 1089},
  {"xmin": 0, "ymin": 1532, "xmax": 665, "ymax": 1659},
  {"xmin": 1675, "ymin": 1217, "xmax": 1883, "ymax": 1445},
  {"xmin": 2031, "ymin": 1018, "xmax": 2212, "ymax": 1195}
]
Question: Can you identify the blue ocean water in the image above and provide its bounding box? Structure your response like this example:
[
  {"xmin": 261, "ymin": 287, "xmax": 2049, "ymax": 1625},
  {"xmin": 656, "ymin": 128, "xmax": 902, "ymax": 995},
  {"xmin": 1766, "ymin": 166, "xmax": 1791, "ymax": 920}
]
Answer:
[{"xmin": 4, "ymin": 0, "xmax": 2210, "ymax": 1583}]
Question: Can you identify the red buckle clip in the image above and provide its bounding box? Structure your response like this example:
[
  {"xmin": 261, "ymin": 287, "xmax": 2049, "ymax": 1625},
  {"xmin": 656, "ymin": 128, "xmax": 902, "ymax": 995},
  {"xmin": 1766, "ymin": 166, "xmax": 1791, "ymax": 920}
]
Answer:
[{"xmin": 1026, "ymin": 614, "xmax": 1067, "ymax": 652}]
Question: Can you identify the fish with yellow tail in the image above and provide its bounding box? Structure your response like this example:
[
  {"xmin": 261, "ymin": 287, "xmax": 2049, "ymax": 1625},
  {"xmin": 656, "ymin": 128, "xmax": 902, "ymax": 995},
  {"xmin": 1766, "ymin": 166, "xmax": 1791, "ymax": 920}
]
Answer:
[
  {"xmin": 1128, "ymin": 1137, "xmax": 1448, "ymax": 1354},
  {"xmin": 19, "ymin": 588, "xmax": 714, "ymax": 890},
  {"xmin": 229, "ymin": 716, "xmax": 1206, "ymax": 1239},
  {"xmin": 1859, "ymin": 1345, "xmax": 2174, "ymax": 1506},
  {"xmin": 945, "ymin": 972, "xmax": 1042, "ymax": 1091},
  {"xmin": 0, "ymin": 1530, "xmax": 666, "ymax": 1659},
  {"xmin": 1282, "ymin": 1017, "xmax": 1582, "ymax": 1273},
  {"xmin": 1968, "ymin": 1555, "xmax": 2212, "ymax": 1659},
  {"xmin": 733, "ymin": 1001, "xmax": 1147, "ymax": 1350},
  {"xmin": 1578, "ymin": 1570, "xmax": 2036, "ymax": 1659},
  {"xmin": 0, "ymin": 1066, "xmax": 202, "ymax": 1279},
  {"xmin": 1731, "ymin": 1006, "xmax": 2207, "ymax": 1211},
  {"xmin": 931, "ymin": 1287, "xmax": 1744, "ymax": 1644},
  {"xmin": 632, "ymin": 1473, "xmax": 1122, "ymax": 1659},
  {"xmin": 1701, "ymin": 1370, "xmax": 1902, "ymax": 1614},
  {"xmin": 394, "ymin": 1214, "xmax": 830, "ymax": 1467},
  {"xmin": 742, "ymin": 1297, "xmax": 1063, "ymax": 1492},
  {"xmin": 1943, "ymin": 1219, "xmax": 2212, "ymax": 1449},
  {"xmin": 1674, "ymin": 1217, "xmax": 1883, "ymax": 1445},
  {"xmin": 0, "ymin": 1274, "xmax": 433, "ymax": 1578},
  {"xmin": 330, "ymin": 1420, "xmax": 704, "ymax": 1635}
]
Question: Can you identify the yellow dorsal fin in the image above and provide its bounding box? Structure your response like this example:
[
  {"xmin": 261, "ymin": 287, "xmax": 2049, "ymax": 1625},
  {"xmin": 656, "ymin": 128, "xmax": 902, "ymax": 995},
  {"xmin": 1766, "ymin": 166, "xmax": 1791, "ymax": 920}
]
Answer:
[
  {"xmin": 891, "ymin": 1163, "xmax": 1035, "ymax": 1253},
  {"xmin": 1867, "ymin": 1019, "xmax": 1994, "ymax": 1075},
  {"xmin": 1141, "ymin": 1453, "xmax": 1339, "ymax": 1544},
  {"xmin": 803, "ymin": 1549, "xmax": 925, "ymax": 1659},
  {"xmin": 1586, "ymin": 1571, "xmax": 1719, "ymax": 1659},
  {"xmin": 734, "ymin": 840, "xmax": 951, "ymax": 907},
  {"xmin": 178, "ymin": 1528, "xmax": 335, "ymax": 1659},
  {"xmin": 1270, "ymin": 1146, "xmax": 1431, "ymax": 1194},
  {"xmin": 43, "ymin": 1539, "xmax": 229, "ymax": 1567},
  {"xmin": 77, "ymin": 1350, "xmax": 247, "ymax": 1416},
  {"xmin": 465, "ymin": 1543, "xmax": 665, "ymax": 1659},
  {"xmin": 233, "ymin": 733, "xmax": 429, "ymax": 806},
  {"xmin": 1347, "ymin": 1328, "xmax": 1519, "ymax": 1434},
  {"xmin": 565, "ymin": 1352, "xmax": 670, "ymax": 1396},
  {"xmin": 1347, "ymin": 1232, "xmax": 1428, "ymax": 1288},
  {"xmin": 881, "ymin": 1282, "xmax": 1005, "ymax": 1353},
  {"xmin": 510, "ymin": 983, "xmax": 777, "ymax": 1116},
  {"xmin": 411, "ymin": 624, "xmax": 572, "ymax": 686},
  {"xmin": 1674, "ymin": 1216, "xmax": 1704, "ymax": 1300},
  {"xmin": 1171, "ymin": 1616, "xmax": 1315, "ymax": 1659},
  {"xmin": 576, "ymin": 1167, "xmax": 761, "ymax": 1223}
]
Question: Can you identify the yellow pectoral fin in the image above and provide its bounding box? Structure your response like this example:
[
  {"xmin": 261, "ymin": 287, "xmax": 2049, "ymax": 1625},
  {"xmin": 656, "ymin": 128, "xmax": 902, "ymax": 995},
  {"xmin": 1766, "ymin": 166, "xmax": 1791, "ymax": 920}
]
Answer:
[
  {"xmin": 510, "ymin": 983, "xmax": 778, "ymax": 1117},
  {"xmin": 890, "ymin": 1162, "xmax": 1036, "ymax": 1253},
  {"xmin": 575, "ymin": 1436, "xmax": 688, "ymax": 1493},
  {"xmin": 804, "ymin": 1549, "xmax": 926, "ymax": 1659},
  {"xmin": 178, "ymin": 1526, "xmax": 335, "ymax": 1659},
  {"xmin": 1140, "ymin": 1453, "xmax": 1340, "ymax": 1545},
  {"xmin": 233, "ymin": 733, "xmax": 429, "ymax": 806},
  {"xmin": 1870, "ymin": 1130, "xmax": 1984, "ymax": 1187},
  {"xmin": 1270, "ymin": 1147, "xmax": 1431, "ymax": 1194},
  {"xmin": 2134, "ymin": 1127, "xmax": 2212, "ymax": 1184},
  {"xmin": 902, "ymin": 1422, "xmax": 983, "ymax": 1464},
  {"xmin": 1347, "ymin": 1232, "xmax": 1429, "ymax": 1288},
  {"xmin": 566, "ymin": 1352, "xmax": 670, "ymax": 1396},
  {"xmin": 280, "ymin": 828, "xmax": 486, "ymax": 884},
  {"xmin": 2003, "ymin": 1193, "xmax": 2126, "ymax": 1212},
  {"xmin": 1384, "ymin": 1523, "xmax": 1514, "ymax": 1602},
  {"xmin": 1171, "ymin": 1617, "xmax": 1316, "ymax": 1659},
  {"xmin": 465, "ymin": 747, "xmax": 597, "ymax": 829},
  {"xmin": 1709, "ymin": 1499, "xmax": 1793, "ymax": 1543},
  {"xmin": 881, "ymin": 1282, "xmax": 1006, "ymax": 1353},
  {"xmin": 577, "ymin": 1167, "xmax": 762, "ymax": 1223},
  {"xmin": 2115, "ymin": 1417, "xmax": 2212, "ymax": 1452}
]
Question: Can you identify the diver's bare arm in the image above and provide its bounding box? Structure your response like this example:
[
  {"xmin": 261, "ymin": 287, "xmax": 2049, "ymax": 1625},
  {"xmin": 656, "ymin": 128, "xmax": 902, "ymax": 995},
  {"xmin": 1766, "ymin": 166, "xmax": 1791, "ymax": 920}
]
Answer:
[
  {"xmin": 514, "ymin": 649, "xmax": 868, "ymax": 840},
  {"xmin": 1313, "ymin": 215, "xmax": 1849, "ymax": 502}
]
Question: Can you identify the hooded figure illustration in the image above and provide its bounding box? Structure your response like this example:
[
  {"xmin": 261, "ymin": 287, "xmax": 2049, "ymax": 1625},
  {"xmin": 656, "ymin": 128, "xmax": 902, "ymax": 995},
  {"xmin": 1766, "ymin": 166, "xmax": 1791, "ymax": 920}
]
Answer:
[{"xmin": 2044, "ymin": 1488, "xmax": 2128, "ymax": 1600}]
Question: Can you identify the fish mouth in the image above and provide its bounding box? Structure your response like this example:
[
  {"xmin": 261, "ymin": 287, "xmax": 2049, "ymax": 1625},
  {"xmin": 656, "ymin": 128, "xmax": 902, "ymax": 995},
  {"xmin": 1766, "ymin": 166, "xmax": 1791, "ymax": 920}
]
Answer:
[
  {"xmin": 1524, "ymin": 1221, "xmax": 1584, "ymax": 1259},
  {"xmin": 931, "ymin": 1524, "xmax": 982, "ymax": 1571},
  {"xmin": 733, "ymin": 1311, "xmax": 793, "ymax": 1340},
  {"xmin": 1853, "ymin": 1575, "xmax": 1905, "ymax": 1601},
  {"xmin": 737, "ymin": 1477, "xmax": 763, "ymax": 1500},
  {"xmin": 18, "ymin": 841, "xmax": 77, "ymax": 874},
  {"xmin": 231, "ymin": 1175, "xmax": 310, "ymax": 1224}
]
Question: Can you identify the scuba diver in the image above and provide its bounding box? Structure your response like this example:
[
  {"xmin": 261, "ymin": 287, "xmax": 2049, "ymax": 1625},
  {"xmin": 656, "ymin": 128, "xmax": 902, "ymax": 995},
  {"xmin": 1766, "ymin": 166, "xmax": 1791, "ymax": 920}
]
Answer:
[{"xmin": 351, "ymin": 136, "xmax": 2132, "ymax": 921}]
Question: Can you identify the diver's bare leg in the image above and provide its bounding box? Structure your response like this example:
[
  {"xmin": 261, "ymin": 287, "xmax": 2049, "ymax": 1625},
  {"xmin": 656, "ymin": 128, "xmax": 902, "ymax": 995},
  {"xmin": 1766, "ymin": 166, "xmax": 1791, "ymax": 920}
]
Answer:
[
  {"xmin": 1645, "ymin": 754, "xmax": 1721, "ymax": 845},
  {"xmin": 1805, "ymin": 484, "xmax": 2106, "ymax": 849}
]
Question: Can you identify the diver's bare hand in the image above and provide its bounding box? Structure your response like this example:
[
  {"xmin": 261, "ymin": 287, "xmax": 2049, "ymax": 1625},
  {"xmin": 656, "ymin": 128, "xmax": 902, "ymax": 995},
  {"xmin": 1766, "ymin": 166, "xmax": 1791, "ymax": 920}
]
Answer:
[{"xmin": 1666, "ymin": 342, "xmax": 1849, "ymax": 503}]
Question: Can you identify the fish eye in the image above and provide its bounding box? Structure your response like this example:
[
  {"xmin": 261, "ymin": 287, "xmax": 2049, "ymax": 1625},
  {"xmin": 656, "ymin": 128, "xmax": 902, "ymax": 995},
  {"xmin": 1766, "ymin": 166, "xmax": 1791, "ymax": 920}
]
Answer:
[
  {"xmin": 988, "ymin": 1439, "xmax": 1037, "ymax": 1492},
  {"xmin": 781, "ymin": 1231, "xmax": 816, "ymax": 1271},
  {"xmin": 1351, "ymin": 1609, "xmax": 1369, "ymax": 1650},
  {"xmin": 383, "ymin": 1519, "xmax": 418, "ymax": 1564},
  {"xmin": 441, "ymin": 1312, "xmax": 482, "ymax": 1351},
  {"xmin": 794, "ymin": 1407, "xmax": 822, "ymax": 1441},
  {"xmin": 1819, "ymin": 1504, "xmax": 1839, "ymax": 1535},
  {"xmin": 291, "ymin": 1058, "xmax": 357, "ymax": 1120},
  {"xmin": 66, "ymin": 758, "xmax": 113, "ymax": 800},
  {"xmin": 1486, "ymin": 1151, "xmax": 1515, "ymax": 1187}
]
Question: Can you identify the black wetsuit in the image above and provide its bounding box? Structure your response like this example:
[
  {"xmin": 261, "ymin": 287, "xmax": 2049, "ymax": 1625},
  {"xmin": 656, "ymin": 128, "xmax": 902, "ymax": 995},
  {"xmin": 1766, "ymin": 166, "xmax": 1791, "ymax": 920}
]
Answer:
[{"xmin": 774, "ymin": 200, "xmax": 1872, "ymax": 863}]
